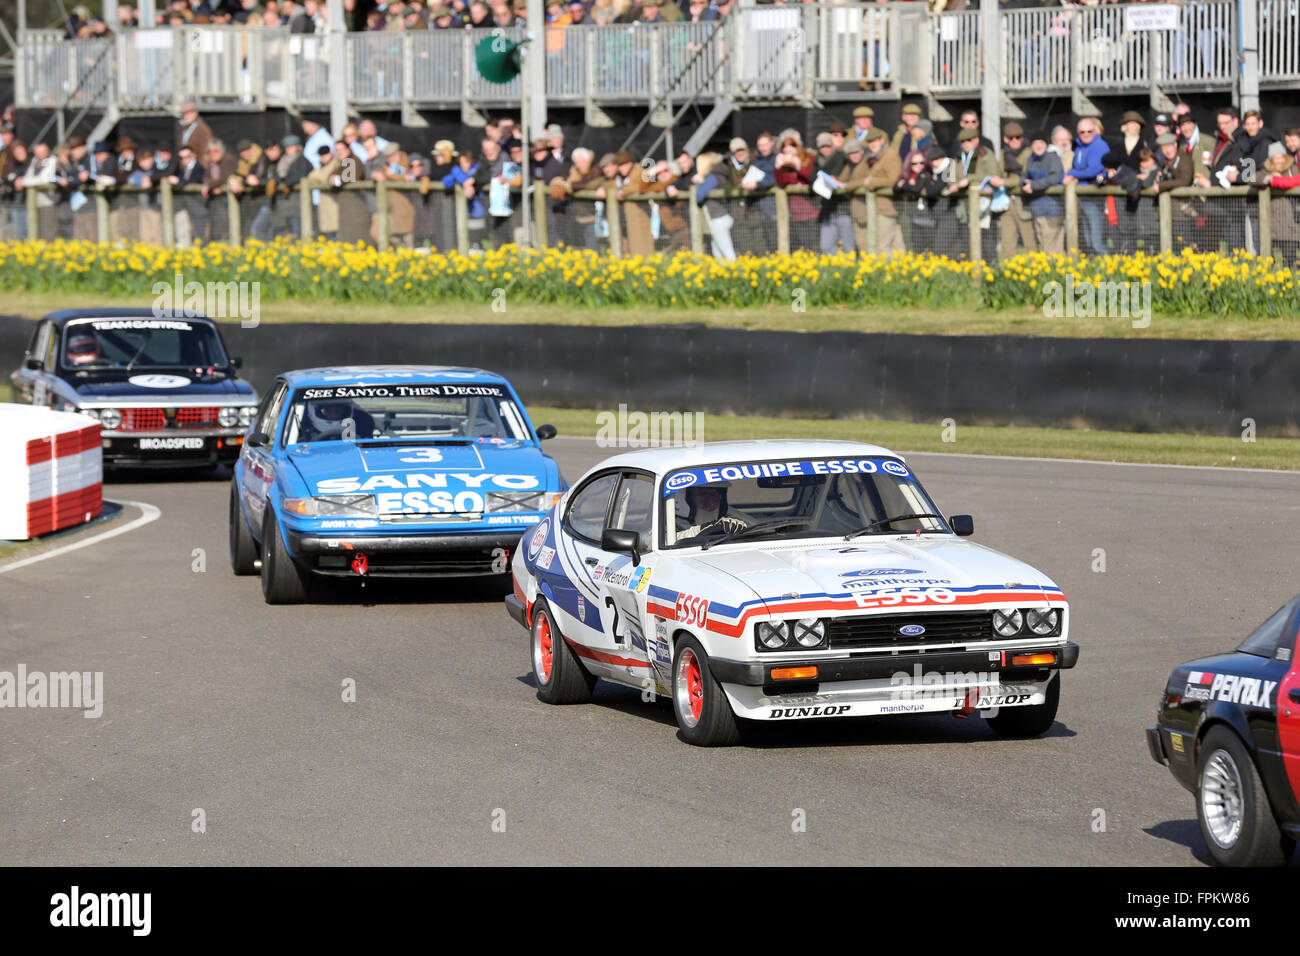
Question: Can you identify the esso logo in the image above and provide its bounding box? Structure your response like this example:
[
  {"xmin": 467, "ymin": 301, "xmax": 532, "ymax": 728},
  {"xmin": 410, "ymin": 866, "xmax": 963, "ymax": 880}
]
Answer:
[
  {"xmin": 881, "ymin": 460, "xmax": 909, "ymax": 477},
  {"xmin": 674, "ymin": 593, "xmax": 709, "ymax": 628},
  {"xmin": 128, "ymin": 374, "xmax": 191, "ymax": 389},
  {"xmin": 527, "ymin": 518, "xmax": 550, "ymax": 559},
  {"xmin": 664, "ymin": 471, "xmax": 697, "ymax": 492}
]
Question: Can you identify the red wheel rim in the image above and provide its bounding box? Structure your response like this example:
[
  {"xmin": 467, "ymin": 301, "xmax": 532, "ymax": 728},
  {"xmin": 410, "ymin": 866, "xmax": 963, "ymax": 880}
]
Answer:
[
  {"xmin": 537, "ymin": 614, "xmax": 553, "ymax": 682},
  {"xmin": 685, "ymin": 650, "xmax": 703, "ymax": 722}
]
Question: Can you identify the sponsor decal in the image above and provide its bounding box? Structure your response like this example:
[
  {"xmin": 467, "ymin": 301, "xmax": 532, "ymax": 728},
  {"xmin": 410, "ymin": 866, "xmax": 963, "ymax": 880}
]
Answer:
[
  {"xmin": 316, "ymin": 473, "xmax": 541, "ymax": 494},
  {"xmin": 139, "ymin": 436, "xmax": 204, "ymax": 450},
  {"xmin": 629, "ymin": 566, "xmax": 652, "ymax": 593},
  {"xmin": 852, "ymin": 586, "xmax": 957, "ymax": 609},
  {"xmin": 319, "ymin": 519, "xmax": 379, "ymax": 529},
  {"xmin": 654, "ymin": 616, "xmax": 668, "ymax": 640},
  {"xmin": 1183, "ymin": 671, "xmax": 1215, "ymax": 701},
  {"xmin": 975, "ymin": 693, "xmax": 1032, "ymax": 708},
  {"xmin": 842, "ymin": 568, "xmax": 924, "ymax": 577},
  {"xmin": 591, "ymin": 564, "xmax": 605, "ymax": 581},
  {"xmin": 537, "ymin": 547, "xmax": 555, "ymax": 570},
  {"xmin": 128, "ymin": 374, "xmax": 192, "ymax": 389},
  {"xmin": 1170, "ymin": 732, "xmax": 1185, "ymax": 754},
  {"xmin": 660, "ymin": 458, "xmax": 914, "ymax": 497},
  {"xmin": 1205, "ymin": 673, "xmax": 1278, "ymax": 709},
  {"xmin": 768, "ymin": 705, "xmax": 851, "ymax": 719},
  {"xmin": 486, "ymin": 514, "xmax": 541, "ymax": 525},
  {"xmin": 577, "ymin": 596, "xmax": 586, "ymax": 623},
  {"xmin": 602, "ymin": 568, "xmax": 632, "ymax": 589},
  {"xmin": 300, "ymin": 383, "xmax": 505, "ymax": 400},
  {"xmin": 527, "ymin": 519, "xmax": 550, "ymax": 559},
  {"xmin": 91, "ymin": 319, "xmax": 192, "ymax": 331},
  {"xmin": 898, "ymin": 624, "xmax": 926, "ymax": 637},
  {"xmin": 674, "ymin": 593, "xmax": 709, "ymax": 628}
]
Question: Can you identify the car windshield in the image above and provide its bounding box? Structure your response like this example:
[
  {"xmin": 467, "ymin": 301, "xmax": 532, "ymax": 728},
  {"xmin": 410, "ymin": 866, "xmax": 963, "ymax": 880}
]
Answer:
[
  {"xmin": 661, "ymin": 456, "xmax": 947, "ymax": 549},
  {"xmin": 281, "ymin": 382, "xmax": 532, "ymax": 444},
  {"xmin": 1235, "ymin": 601, "xmax": 1296, "ymax": 658},
  {"xmin": 61, "ymin": 318, "xmax": 229, "ymax": 370}
]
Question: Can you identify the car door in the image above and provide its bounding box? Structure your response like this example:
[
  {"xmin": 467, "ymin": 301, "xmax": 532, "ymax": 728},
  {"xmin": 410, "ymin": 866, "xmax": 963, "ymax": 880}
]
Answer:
[
  {"xmin": 587, "ymin": 471, "xmax": 666, "ymax": 690},
  {"xmin": 551, "ymin": 470, "xmax": 624, "ymax": 676},
  {"xmin": 1273, "ymin": 602, "xmax": 1300, "ymax": 815},
  {"xmin": 240, "ymin": 379, "xmax": 290, "ymax": 532},
  {"xmin": 14, "ymin": 320, "xmax": 53, "ymax": 406}
]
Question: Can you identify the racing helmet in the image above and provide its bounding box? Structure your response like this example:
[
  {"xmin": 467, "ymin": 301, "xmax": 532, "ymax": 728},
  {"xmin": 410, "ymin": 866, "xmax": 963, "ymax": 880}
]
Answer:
[
  {"xmin": 684, "ymin": 483, "xmax": 728, "ymax": 521},
  {"xmin": 66, "ymin": 333, "xmax": 100, "ymax": 366},
  {"xmin": 305, "ymin": 399, "xmax": 354, "ymax": 441}
]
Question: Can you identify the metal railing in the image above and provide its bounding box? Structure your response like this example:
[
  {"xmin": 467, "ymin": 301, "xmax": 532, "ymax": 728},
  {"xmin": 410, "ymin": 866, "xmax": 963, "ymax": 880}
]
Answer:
[
  {"xmin": 4, "ymin": 179, "xmax": 1298, "ymax": 266},
  {"xmin": 18, "ymin": 2, "xmax": 1297, "ymax": 115}
]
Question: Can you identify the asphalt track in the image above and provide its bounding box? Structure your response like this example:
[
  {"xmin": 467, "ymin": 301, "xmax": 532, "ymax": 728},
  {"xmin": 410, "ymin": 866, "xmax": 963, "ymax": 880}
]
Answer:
[{"xmin": 2, "ymin": 437, "xmax": 1298, "ymax": 866}]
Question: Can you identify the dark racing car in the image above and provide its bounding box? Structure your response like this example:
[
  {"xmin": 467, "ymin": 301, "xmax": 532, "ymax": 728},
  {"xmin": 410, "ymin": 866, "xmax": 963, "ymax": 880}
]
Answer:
[
  {"xmin": 10, "ymin": 309, "xmax": 258, "ymax": 469},
  {"xmin": 1147, "ymin": 594, "xmax": 1300, "ymax": 866}
]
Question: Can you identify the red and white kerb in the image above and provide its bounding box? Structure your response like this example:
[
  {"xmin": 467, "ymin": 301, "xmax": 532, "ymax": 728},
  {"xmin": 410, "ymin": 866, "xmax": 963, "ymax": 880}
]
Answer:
[{"xmin": 0, "ymin": 405, "xmax": 103, "ymax": 540}]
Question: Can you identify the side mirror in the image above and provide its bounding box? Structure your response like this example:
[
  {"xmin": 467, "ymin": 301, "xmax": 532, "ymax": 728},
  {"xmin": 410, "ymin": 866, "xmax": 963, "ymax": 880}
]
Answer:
[
  {"xmin": 601, "ymin": 528, "xmax": 641, "ymax": 567},
  {"xmin": 25, "ymin": 357, "xmax": 42, "ymax": 371},
  {"xmin": 246, "ymin": 431, "xmax": 270, "ymax": 448},
  {"xmin": 535, "ymin": 423, "xmax": 557, "ymax": 440},
  {"xmin": 229, "ymin": 356, "xmax": 243, "ymax": 369},
  {"xmin": 949, "ymin": 514, "xmax": 974, "ymax": 536}
]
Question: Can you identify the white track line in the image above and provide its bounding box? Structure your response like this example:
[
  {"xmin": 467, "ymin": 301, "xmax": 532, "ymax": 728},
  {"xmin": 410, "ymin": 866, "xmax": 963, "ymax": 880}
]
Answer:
[{"xmin": 0, "ymin": 500, "xmax": 162, "ymax": 575}]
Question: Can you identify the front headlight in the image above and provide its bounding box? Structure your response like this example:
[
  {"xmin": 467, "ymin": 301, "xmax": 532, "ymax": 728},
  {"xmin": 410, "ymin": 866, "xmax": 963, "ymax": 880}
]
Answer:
[
  {"xmin": 1026, "ymin": 607, "xmax": 1060, "ymax": 635},
  {"xmin": 485, "ymin": 490, "xmax": 564, "ymax": 513},
  {"xmin": 238, "ymin": 406, "xmax": 258, "ymax": 428},
  {"xmin": 756, "ymin": 621, "xmax": 791, "ymax": 650},
  {"xmin": 98, "ymin": 408, "xmax": 122, "ymax": 430},
  {"xmin": 993, "ymin": 609, "xmax": 1024, "ymax": 638},
  {"xmin": 78, "ymin": 407, "xmax": 100, "ymax": 420},
  {"xmin": 282, "ymin": 494, "xmax": 378, "ymax": 517},
  {"xmin": 218, "ymin": 407, "xmax": 241, "ymax": 428},
  {"xmin": 793, "ymin": 618, "xmax": 827, "ymax": 648}
]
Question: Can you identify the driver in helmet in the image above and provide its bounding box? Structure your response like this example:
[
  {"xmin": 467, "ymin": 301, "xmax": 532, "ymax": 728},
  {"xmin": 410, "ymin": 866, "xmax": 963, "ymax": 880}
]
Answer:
[
  {"xmin": 676, "ymin": 484, "xmax": 750, "ymax": 544},
  {"xmin": 303, "ymin": 399, "xmax": 374, "ymax": 442},
  {"xmin": 65, "ymin": 332, "xmax": 101, "ymax": 366}
]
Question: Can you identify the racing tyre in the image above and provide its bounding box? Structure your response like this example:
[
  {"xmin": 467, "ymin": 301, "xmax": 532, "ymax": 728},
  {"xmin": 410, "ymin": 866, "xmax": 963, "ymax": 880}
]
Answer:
[
  {"xmin": 672, "ymin": 635, "xmax": 741, "ymax": 747},
  {"xmin": 261, "ymin": 508, "xmax": 313, "ymax": 605},
  {"xmin": 1195, "ymin": 726, "xmax": 1294, "ymax": 867},
  {"xmin": 531, "ymin": 602, "xmax": 595, "ymax": 704},
  {"xmin": 229, "ymin": 484, "xmax": 259, "ymax": 576},
  {"xmin": 985, "ymin": 673, "xmax": 1060, "ymax": 738}
]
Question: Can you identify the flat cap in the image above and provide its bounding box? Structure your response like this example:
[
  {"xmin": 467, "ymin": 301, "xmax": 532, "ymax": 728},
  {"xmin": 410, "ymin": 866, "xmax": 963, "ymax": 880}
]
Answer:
[
  {"xmin": 1003, "ymin": 121, "xmax": 1024, "ymax": 138},
  {"xmin": 728, "ymin": 136, "xmax": 748, "ymax": 152},
  {"xmin": 866, "ymin": 126, "xmax": 887, "ymax": 143},
  {"xmin": 852, "ymin": 106, "xmax": 874, "ymax": 118},
  {"xmin": 901, "ymin": 103, "xmax": 922, "ymax": 116},
  {"xmin": 1121, "ymin": 110, "xmax": 1146, "ymax": 126},
  {"xmin": 843, "ymin": 138, "xmax": 865, "ymax": 155},
  {"xmin": 815, "ymin": 131, "xmax": 834, "ymax": 147},
  {"xmin": 1155, "ymin": 132, "xmax": 1177, "ymax": 146},
  {"xmin": 957, "ymin": 127, "xmax": 979, "ymax": 142}
]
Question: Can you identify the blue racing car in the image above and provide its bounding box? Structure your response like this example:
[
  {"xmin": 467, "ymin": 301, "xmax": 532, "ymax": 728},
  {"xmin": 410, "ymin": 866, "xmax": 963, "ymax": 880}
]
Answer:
[{"xmin": 229, "ymin": 365, "xmax": 563, "ymax": 603}]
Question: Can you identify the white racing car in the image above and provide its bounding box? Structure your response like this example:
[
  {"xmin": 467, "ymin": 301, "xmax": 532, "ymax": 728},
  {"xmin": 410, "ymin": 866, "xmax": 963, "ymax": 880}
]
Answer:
[{"xmin": 505, "ymin": 440, "xmax": 1078, "ymax": 746}]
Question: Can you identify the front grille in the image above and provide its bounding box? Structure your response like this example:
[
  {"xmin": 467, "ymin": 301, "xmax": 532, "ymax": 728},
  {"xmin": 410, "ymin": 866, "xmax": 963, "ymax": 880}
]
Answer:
[
  {"xmin": 828, "ymin": 611, "xmax": 994, "ymax": 651},
  {"xmin": 119, "ymin": 408, "xmax": 165, "ymax": 431},
  {"xmin": 176, "ymin": 406, "xmax": 220, "ymax": 428}
]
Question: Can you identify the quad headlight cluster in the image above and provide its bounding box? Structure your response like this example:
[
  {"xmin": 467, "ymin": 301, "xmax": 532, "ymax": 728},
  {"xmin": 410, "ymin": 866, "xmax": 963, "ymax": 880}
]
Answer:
[
  {"xmin": 756, "ymin": 618, "xmax": 828, "ymax": 652},
  {"xmin": 485, "ymin": 491, "xmax": 564, "ymax": 513},
  {"xmin": 992, "ymin": 607, "xmax": 1061, "ymax": 638},
  {"xmin": 219, "ymin": 406, "xmax": 258, "ymax": 429},
  {"xmin": 79, "ymin": 407, "xmax": 122, "ymax": 429}
]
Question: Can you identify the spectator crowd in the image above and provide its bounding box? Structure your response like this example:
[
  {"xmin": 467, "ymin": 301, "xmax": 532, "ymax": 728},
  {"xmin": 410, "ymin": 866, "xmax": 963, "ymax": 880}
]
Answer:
[{"xmin": 2, "ymin": 98, "xmax": 1299, "ymax": 261}]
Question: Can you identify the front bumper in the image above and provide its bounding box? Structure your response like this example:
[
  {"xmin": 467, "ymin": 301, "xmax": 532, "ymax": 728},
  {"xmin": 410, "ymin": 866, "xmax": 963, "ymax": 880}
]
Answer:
[
  {"xmin": 102, "ymin": 431, "xmax": 244, "ymax": 466},
  {"xmin": 1146, "ymin": 725, "xmax": 1169, "ymax": 766},
  {"xmin": 284, "ymin": 528, "xmax": 525, "ymax": 577}
]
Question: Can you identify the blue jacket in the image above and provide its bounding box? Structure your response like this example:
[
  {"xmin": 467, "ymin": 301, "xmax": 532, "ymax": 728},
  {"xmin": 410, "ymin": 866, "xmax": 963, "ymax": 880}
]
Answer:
[
  {"xmin": 442, "ymin": 162, "xmax": 485, "ymax": 218},
  {"xmin": 1023, "ymin": 151, "xmax": 1064, "ymax": 218},
  {"xmin": 1070, "ymin": 136, "xmax": 1110, "ymax": 185}
]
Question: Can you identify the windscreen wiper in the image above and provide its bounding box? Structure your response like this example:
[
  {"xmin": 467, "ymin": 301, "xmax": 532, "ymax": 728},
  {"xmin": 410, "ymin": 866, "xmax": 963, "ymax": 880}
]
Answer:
[
  {"xmin": 843, "ymin": 513, "xmax": 946, "ymax": 541},
  {"xmin": 701, "ymin": 519, "xmax": 811, "ymax": 550}
]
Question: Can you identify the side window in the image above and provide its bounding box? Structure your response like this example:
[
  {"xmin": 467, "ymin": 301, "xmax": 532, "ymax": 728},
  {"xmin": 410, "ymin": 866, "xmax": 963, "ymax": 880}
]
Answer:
[
  {"xmin": 1237, "ymin": 601, "xmax": 1299, "ymax": 659},
  {"xmin": 565, "ymin": 472, "xmax": 618, "ymax": 543},
  {"xmin": 27, "ymin": 321, "xmax": 50, "ymax": 365},
  {"xmin": 609, "ymin": 474, "xmax": 655, "ymax": 547},
  {"xmin": 44, "ymin": 322, "xmax": 59, "ymax": 370},
  {"xmin": 257, "ymin": 382, "xmax": 288, "ymax": 441}
]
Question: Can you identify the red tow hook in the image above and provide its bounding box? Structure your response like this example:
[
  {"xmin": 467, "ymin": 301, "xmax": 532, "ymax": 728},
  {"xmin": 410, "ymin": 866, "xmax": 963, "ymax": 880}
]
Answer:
[
  {"xmin": 955, "ymin": 686, "xmax": 979, "ymax": 718},
  {"xmin": 351, "ymin": 551, "xmax": 369, "ymax": 576}
]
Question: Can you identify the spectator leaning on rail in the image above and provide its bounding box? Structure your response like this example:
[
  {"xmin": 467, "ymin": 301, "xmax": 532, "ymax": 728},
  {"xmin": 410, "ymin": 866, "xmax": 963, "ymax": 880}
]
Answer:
[
  {"xmin": 742, "ymin": 132, "xmax": 778, "ymax": 253},
  {"xmin": 1064, "ymin": 116, "xmax": 1109, "ymax": 257},
  {"xmin": 178, "ymin": 102, "xmax": 213, "ymax": 164},
  {"xmin": 999, "ymin": 121, "xmax": 1036, "ymax": 255},
  {"xmin": 18, "ymin": 141, "xmax": 60, "ymax": 240},
  {"xmin": 1156, "ymin": 131, "xmax": 1198, "ymax": 248},
  {"xmin": 863, "ymin": 126, "xmax": 904, "ymax": 254},
  {"xmin": 693, "ymin": 152, "xmax": 736, "ymax": 262},
  {"xmin": 952, "ymin": 125, "xmax": 1004, "ymax": 261},
  {"xmin": 1177, "ymin": 112, "xmax": 1215, "ymax": 186},
  {"xmin": 949, "ymin": 110, "xmax": 995, "ymax": 158},
  {"xmin": 1048, "ymin": 125, "xmax": 1073, "ymax": 174},
  {"xmin": 890, "ymin": 104, "xmax": 924, "ymax": 164},
  {"xmin": 168, "ymin": 143, "xmax": 205, "ymax": 246},
  {"xmin": 1021, "ymin": 131, "xmax": 1064, "ymax": 255},
  {"xmin": 1116, "ymin": 111, "xmax": 1150, "ymax": 171},
  {"xmin": 893, "ymin": 147, "xmax": 936, "ymax": 253},
  {"xmin": 815, "ymin": 131, "xmax": 853, "ymax": 254},
  {"xmin": 840, "ymin": 138, "xmax": 871, "ymax": 254},
  {"xmin": 774, "ymin": 136, "xmax": 817, "ymax": 249},
  {"xmin": 1260, "ymin": 142, "xmax": 1300, "ymax": 262},
  {"xmin": 1, "ymin": 138, "xmax": 30, "ymax": 240}
]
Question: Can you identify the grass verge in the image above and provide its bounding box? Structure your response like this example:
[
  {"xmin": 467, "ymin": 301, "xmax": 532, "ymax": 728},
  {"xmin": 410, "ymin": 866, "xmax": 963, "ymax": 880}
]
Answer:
[{"xmin": 530, "ymin": 406, "xmax": 1300, "ymax": 471}]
